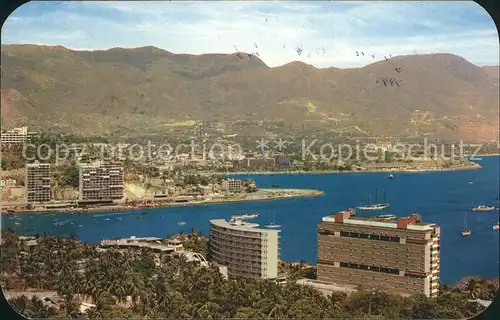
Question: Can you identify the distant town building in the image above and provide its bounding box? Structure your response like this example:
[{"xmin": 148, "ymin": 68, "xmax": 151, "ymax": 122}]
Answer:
[
  {"xmin": 25, "ymin": 162, "xmax": 51, "ymax": 203},
  {"xmin": 221, "ymin": 178, "xmax": 243, "ymax": 193},
  {"xmin": 198, "ymin": 185, "xmax": 213, "ymax": 196},
  {"xmin": 233, "ymin": 157, "xmax": 276, "ymax": 170},
  {"xmin": 247, "ymin": 157, "xmax": 275, "ymax": 169},
  {"xmin": 210, "ymin": 215, "xmax": 280, "ymax": 279},
  {"xmin": 317, "ymin": 210, "xmax": 440, "ymax": 297},
  {"xmin": 274, "ymin": 155, "xmax": 291, "ymax": 167},
  {"xmin": 364, "ymin": 162, "xmax": 407, "ymax": 170},
  {"xmin": 78, "ymin": 161, "xmax": 124, "ymax": 201},
  {"xmin": 0, "ymin": 179, "xmax": 16, "ymax": 187},
  {"xmin": 1, "ymin": 126, "xmax": 37, "ymax": 144}
]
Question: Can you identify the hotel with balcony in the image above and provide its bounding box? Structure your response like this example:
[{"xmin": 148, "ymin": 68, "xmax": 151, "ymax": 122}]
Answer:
[
  {"xmin": 1, "ymin": 126, "xmax": 37, "ymax": 144},
  {"xmin": 25, "ymin": 162, "xmax": 51, "ymax": 203},
  {"xmin": 209, "ymin": 214, "xmax": 280, "ymax": 279},
  {"xmin": 221, "ymin": 178, "xmax": 244, "ymax": 193},
  {"xmin": 78, "ymin": 161, "xmax": 124, "ymax": 201},
  {"xmin": 317, "ymin": 210, "xmax": 440, "ymax": 297}
]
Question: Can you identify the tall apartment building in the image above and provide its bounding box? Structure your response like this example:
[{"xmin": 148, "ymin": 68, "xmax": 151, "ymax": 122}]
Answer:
[
  {"xmin": 78, "ymin": 162, "xmax": 124, "ymax": 201},
  {"xmin": 317, "ymin": 210, "xmax": 440, "ymax": 297},
  {"xmin": 1, "ymin": 126, "xmax": 37, "ymax": 144},
  {"xmin": 210, "ymin": 215, "xmax": 280, "ymax": 279},
  {"xmin": 274, "ymin": 155, "xmax": 291, "ymax": 167},
  {"xmin": 26, "ymin": 162, "xmax": 51, "ymax": 203}
]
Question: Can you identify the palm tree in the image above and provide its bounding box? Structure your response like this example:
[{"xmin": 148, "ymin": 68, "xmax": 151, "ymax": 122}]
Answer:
[
  {"xmin": 328, "ymin": 292, "xmax": 347, "ymax": 315},
  {"xmin": 9, "ymin": 295, "xmax": 29, "ymax": 314},
  {"xmin": 267, "ymin": 304, "xmax": 286, "ymax": 319},
  {"xmin": 3, "ymin": 230, "xmax": 493, "ymax": 319},
  {"xmin": 466, "ymin": 278, "xmax": 481, "ymax": 299}
]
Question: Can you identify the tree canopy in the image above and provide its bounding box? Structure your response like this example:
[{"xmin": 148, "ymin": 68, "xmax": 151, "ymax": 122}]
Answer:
[{"xmin": 0, "ymin": 230, "xmax": 495, "ymax": 319}]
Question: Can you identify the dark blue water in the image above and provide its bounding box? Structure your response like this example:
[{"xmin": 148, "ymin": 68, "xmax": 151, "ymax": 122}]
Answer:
[{"xmin": 2, "ymin": 156, "xmax": 499, "ymax": 283}]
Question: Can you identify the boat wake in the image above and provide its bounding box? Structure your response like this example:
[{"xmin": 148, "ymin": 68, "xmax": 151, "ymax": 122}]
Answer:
[
  {"xmin": 53, "ymin": 219, "xmax": 72, "ymax": 226},
  {"xmin": 93, "ymin": 211, "xmax": 135, "ymax": 218}
]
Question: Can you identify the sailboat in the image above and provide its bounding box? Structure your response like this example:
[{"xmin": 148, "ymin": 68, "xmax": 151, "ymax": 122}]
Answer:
[
  {"xmin": 462, "ymin": 212, "xmax": 471, "ymax": 237},
  {"xmin": 265, "ymin": 212, "xmax": 281, "ymax": 229},
  {"xmin": 357, "ymin": 186, "xmax": 389, "ymax": 211},
  {"xmin": 472, "ymin": 204, "xmax": 495, "ymax": 212}
]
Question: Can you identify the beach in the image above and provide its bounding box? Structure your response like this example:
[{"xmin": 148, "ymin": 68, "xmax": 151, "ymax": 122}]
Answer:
[
  {"xmin": 1, "ymin": 188, "xmax": 324, "ymax": 215},
  {"xmin": 212, "ymin": 162, "xmax": 482, "ymax": 176}
]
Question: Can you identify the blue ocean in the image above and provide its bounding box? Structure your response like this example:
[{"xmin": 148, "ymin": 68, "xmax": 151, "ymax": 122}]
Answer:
[{"xmin": 3, "ymin": 156, "xmax": 499, "ymax": 283}]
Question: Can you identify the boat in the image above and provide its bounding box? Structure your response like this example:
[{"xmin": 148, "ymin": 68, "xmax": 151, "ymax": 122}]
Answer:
[
  {"xmin": 462, "ymin": 212, "xmax": 471, "ymax": 237},
  {"xmin": 265, "ymin": 212, "xmax": 281, "ymax": 229},
  {"xmin": 375, "ymin": 214, "xmax": 396, "ymax": 220},
  {"xmin": 357, "ymin": 187, "xmax": 389, "ymax": 211},
  {"xmin": 53, "ymin": 219, "xmax": 71, "ymax": 226},
  {"xmin": 358, "ymin": 203, "xmax": 389, "ymax": 210},
  {"xmin": 462, "ymin": 230, "xmax": 472, "ymax": 237},
  {"xmin": 231, "ymin": 213, "xmax": 259, "ymax": 220},
  {"xmin": 472, "ymin": 205, "xmax": 495, "ymax": 212},
  {"xmin": 493, "ymin": 223, "xmax": 499, "ymax": 230},
  {"xmin": 385, "ymin": 173, "xmax": 394, "ymax": 179},
  {"xmin": 177, "ymin": 221, "xmax": 187, "ymax": 226},
  {"xmin": 344, "ymin": 208, "xmax": 356, "ymax": 216}
]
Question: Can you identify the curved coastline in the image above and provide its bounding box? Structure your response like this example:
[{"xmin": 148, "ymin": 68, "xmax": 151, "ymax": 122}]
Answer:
[
  {"xmin": 215, "ymin": 163, "xmax": 483, "ymax": 176},
  {"xmin": 1, "ymin": 188, "xmax": 325, "ymax": 215},
  {"xmin": 3, "ymin": 159, "xmax": 491, "ymax": 215}
]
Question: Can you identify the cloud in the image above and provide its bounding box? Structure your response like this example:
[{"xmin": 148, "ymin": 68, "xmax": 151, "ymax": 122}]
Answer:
[{"xmin": 2, "ymin": 1, "xmax": 498, "ymax": 68}]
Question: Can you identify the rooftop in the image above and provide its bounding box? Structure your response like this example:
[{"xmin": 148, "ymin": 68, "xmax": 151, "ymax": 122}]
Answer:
[
  {"xmin": 322, "ymin": 210, "xmax": 436, "ymax": 231},
  {"xmin": 26, "ymin": 162, "xmax": 50, "ymax": 168},
  {"xmin": 168, "ymin": 238, "xmax": 183, "ymax": 245},
  {"xmin": 210, "ymin": 218, "xmax": 280, "ymax": 233}
]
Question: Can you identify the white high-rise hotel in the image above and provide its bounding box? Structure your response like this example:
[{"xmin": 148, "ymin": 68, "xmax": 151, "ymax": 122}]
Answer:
[
  {"xmin": 78, "ymin": 161, "xmax": 124, "ymax": 201},
  {"xmin": 1, "ymin": 126, "xmax": 37, "ymax": 144},
  {"xmin": 210, "ymin": 215, "xmax": 280, "ymax": 279}
]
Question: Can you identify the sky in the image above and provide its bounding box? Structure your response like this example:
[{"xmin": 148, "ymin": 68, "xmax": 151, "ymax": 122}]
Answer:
[{"xmin": 1, "ymin": 1, "xmax": 499, "ymax": 68}]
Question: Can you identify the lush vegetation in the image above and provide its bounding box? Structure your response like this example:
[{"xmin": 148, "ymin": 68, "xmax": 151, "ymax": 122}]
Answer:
[
  {"xmin": 0, "ymin": 144, "xmax": 26, "ymax": 170},
  {"xmin": 1, "ymin": 230, "xmax": 496, "ymax": 319},
  {"xmin": 0, "ymin": 133, "xmax": 109, "ymax": 170},
  {"xmin": 8, "ymin": 295, "xmax": 60, "ymax": 318},
  {"xmin": 180, "ymin": 228, "xmax": 210, "ymax": 259},
  {"xmin": 57, "ymin": 165, "xmax": 80, "ymax": 188},
  {"xmin": 183, "ymin": 174, "xmax": 211, "ymax": 186}
]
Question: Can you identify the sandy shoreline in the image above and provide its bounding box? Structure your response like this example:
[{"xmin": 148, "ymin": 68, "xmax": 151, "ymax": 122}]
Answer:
[
  {"xmin": 2, "ymin": 161, "xmax": 487, "ymax": 215},
  {"xmin": 475, "ymin": 154, "xmax": 500, "ymax": 157},
  {"xmin": 214, "ymin": 164, "xmax": 482, "ymax": 176},
  {"xmin": 1, "ymin": 189, "xmax": 324, "ymax": 215}
]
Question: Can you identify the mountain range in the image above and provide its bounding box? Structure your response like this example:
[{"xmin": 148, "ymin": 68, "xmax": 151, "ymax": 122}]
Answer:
[{"xmin": 1, "ymin": 44, "xmax": 498, "ymax": 141}]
